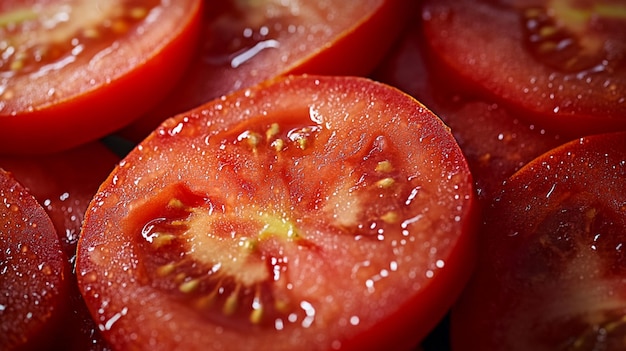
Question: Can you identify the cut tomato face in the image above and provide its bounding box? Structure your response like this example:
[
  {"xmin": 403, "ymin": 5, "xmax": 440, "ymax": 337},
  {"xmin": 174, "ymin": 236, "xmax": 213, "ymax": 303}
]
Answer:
[
  {"xmin": 120, "ymin": 0, "xmax": 415, "ymax": 142},
  {"xmin": 0, "ymin": 168, "xmax": 71, "ymax": 350},
  {"xmin": 0, "ymin": 0, "xmax": 202, "ymax": 154},
  {"xmin": 77, "ymin": 75, "xmax": 478, "ymax": 350},
  {"xmin": 373, "ymin": 12, "xmax": 568, "ymax": 201},
  {"xmin": 450, "ymin": 132, "xmax": 626, "ymax": 351},
  {"xmin": 421, "ymin": 0, "xmax": 626, "ymax": 137}
]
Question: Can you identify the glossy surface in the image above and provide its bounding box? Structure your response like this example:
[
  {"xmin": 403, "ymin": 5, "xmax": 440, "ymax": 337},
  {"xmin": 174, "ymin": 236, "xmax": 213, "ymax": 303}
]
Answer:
[
  {"xmin": 422, "ymin": 0, "xmax": 626, "ymax": 136},
  {"xmin": 0, "ymin": 0, "xmax": 203, "ymax": 154},
  {"xmin": 77, "ymin": 75, "xmax": 478, "ymax": 350},
  {"xmin": 451, "ymin": 132, "xmax": 626, "ymax": 351},
  {"xmin": 122, "ymin": 0, "xmax": 414, "ymax": 141},
  {"xmin": 0, "ymin": 169, "xmax": 70, "ymax": 350}
]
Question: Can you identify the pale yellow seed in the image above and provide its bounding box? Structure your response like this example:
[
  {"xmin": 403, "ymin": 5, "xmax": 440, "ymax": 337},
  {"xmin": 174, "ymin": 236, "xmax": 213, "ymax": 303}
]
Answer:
[
  {"xmin": 83, "ymin": 28, "xmax": 100, "ymax": 39},
  {"xmin": 272, "ymin": 139, "xmax": 285, "ymax": 151},
  {"xmin": 179, "ymin": 279, "xmax": 200, "ymax": 293},
  {"xmin": 167, "ymin": 198, "xmax": 185, "ymax": 209},
  {"xmin": 375, "ymin": 160, "xmax": 393, "ymax": 173},
  {"xmin": 223, "ymin": 292, "xmax": 239, "ymax": 315},
  {"xmin": 129, "ymin": 7, "xmax": 148, "ymax": 19},
  {"xmin": 539, "ymin": 25, "xmax": 558, "ymax": 37},
  {"xmin": 296, "ymin": 137, "xmax": 308, "ymax": 150},
  {"xmin": 376, "ymin": 177, "xmax": 395, "ymax": 188},
  {"xmin": 381, "ymin": 211, "xmax": 399, "ymax": 224},
  {"xmin": 10, "ymin": 60, "xmax": 23, "ymax": 71},
  {"xmin": 111, "ymin": 20, "xmax": 129, "ymax": 34},
  {"xmin": 152, "ymin": 233, "xmax": 176, "ymax": 248},
  {"xmin": 266, "ymin": 123, "xmax": 280, "ymax": 140},
  {"xmin": 250, "ymin": 305, "xmax": 263, "ymax": 324},
  {"xmin": 157, "ymin": 262, "xmax": 176, "ymax": 277}
]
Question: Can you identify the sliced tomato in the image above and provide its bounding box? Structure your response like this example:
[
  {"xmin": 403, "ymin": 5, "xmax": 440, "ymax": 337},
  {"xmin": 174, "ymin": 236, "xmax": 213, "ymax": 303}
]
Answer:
[
  {"xmin": 120, "ymin": 0, "xmax": 415, "ymax": 142},
  {"xmin": 372, "ymin": 11, "xmax": 568, "ymax": 201},
  {"xmin": 0, "ymin": 0, "xmax": 202, "ymax": 154},
  {"xmin": 421, "ymin": 0, "xmax": 626, "ymax": 137},
  {"xmin": 0, "ymin": 168, "xmax": 71, "ymax": 350},
  {"xmin": 77, "ymin": 75, "xmax": 478, "ymax": 350},
  {"xmin": 1, "ymin": 141, "xmax": 120, "ymax": 350},
  {"xmin": 0, "ymin": 141, "xmax": 120, "ymax": 259},
  {"xmin": 450, "ymin": 131, "xmax": 626, "ymax": 351}
]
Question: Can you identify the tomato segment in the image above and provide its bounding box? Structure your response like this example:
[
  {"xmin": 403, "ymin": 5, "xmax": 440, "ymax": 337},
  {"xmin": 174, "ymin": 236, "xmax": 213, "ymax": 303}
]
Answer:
[
  {"xmin": 421, "ymin": 0, "xmax": 626, "ymax": 136},
  {"xmin": 77, "ymin": 75, "xmax": 478, "ymax": 350},
  {"xmin": 0, "ymin": 0, "xmax": 202, "ymax": 154},
  {"xmin": 450, "ymin": 132, "xmax": 626, "ymax": 351},
  {"xmin": 0, "ymin": 169, "xmax": 71, "ymax": 351}
]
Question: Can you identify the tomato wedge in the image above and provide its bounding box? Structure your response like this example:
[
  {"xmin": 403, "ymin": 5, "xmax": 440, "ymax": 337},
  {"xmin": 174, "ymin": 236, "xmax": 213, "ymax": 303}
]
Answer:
[
  {"xmin": 421, "ymin": 0, "xmax": 626, "ymax": 136},
  {"xmin": 77, "ymin": 75, "xmax": 478, "ymax": 350},
  {"xmin": 121, "ymin": 0, "xmax": 415, "ymax": 142},
  {"xmin": 0, "ymin": 0, "xmax": 202, "ymax": 154},
  {"xmin": 0, "ymin": 168, "xmax": 71, "ymax": 350},
  {"xmin": 450, "ymin": 131, "xmax": 626, "ymax": 351}
]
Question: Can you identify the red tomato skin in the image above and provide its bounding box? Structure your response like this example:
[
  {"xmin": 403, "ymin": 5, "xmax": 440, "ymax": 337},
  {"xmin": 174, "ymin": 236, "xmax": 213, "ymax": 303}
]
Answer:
[
  {"xmin": 0, "ymin": 169, "xmax": 72, "ymax": 351},
  {"xmin": 0, "ymin": 0, "xmax": 203, "ymax": 155},
  {"xmin": 421, "ymin": 0, "xmax": 626, "ymax": 137},
  {"xmin": 77, "ymin": 75, "xmax": 479, "ymax": 351},
  {"xmin": 120, "ymin": 0, "xmax": 416, "ymax": 142},
  {"xmin": 450, "ymin": 132, "xmax": 626, "ymax": 351}
]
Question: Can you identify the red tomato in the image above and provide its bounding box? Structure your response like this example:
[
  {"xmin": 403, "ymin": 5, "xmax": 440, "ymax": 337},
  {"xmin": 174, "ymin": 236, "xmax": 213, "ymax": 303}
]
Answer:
[
  {"xmin": 421, "ymin": 0, "xmax": 626, "ymax": 137},
  {"xmin": 0, "ymin": 168, "xmax": 71, "ymax": 351},
  {"xmin": 0, "ymin": 0, "xmax": 203, "ymax": 154},
  {"xmin": 0, "ymin": 141, "xmax": 120, "ymax": 350},
  {"xmin": 120, "ymin": 0, "xmax": 415, "ymax": 142},
  {"xmin": 450, "ymin": 131, "xmax": 626, "ymax": 351},
  {"xmin": 77, "ymin": 75, "xmax": 478, "ymax": 350},
  {"xmin": 372, "ymin": 11, "xmax": 568, "ymax": 201},
  {"xmin": 0, "ymin": 141, "xmax": 120, "ymax": 259}
]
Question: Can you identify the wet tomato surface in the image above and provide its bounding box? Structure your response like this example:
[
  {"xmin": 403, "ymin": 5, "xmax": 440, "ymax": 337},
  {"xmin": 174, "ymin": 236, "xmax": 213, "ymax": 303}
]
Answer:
[
  {"xmin": 451, "ymin": 131, "xmax": 626, "ymax": 351},
  {"xmin": 77, "ymin": 75, "xmax": 478, "ymax": 350},
  {"xmin": 0, "ymin": 0, "xmax": 202, "ymax": 154},
  {"xmin": 0, "ymin": 169, "xmax": 71, "ymax": 350}
]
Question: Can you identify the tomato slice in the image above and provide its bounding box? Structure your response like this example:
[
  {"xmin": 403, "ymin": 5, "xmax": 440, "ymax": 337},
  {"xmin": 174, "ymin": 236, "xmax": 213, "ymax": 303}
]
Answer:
[
  {"xmin": 1, "ymin": 141, "xmax": 120, "ymax": 350},
  {"xmin": 0, "ymin": 168, "xmax": 71, "ymax": 350},
  {"xmin": 77, "ymin": 75, "xmax": 478, "ymax": 350},
  {"xmin": 450, "ymin": 131, "xmax": 626, "ymax": 350},
  {"xmin": 120, "ymin": 0, "xmax": 415, "ymax": 142},
  {"xmin": 373, "ymin": 12, "xmax": 568, "ymax": 201},
  {"xmin": 0, "ymin": 141, "xmax": 120, "ymax": 259},
  {"xmin": 421, "ymin": 0, "xmax": 626, "ymax": 137},
  {"xmin": 0, "ymin": 0, "xmax": 202, "ymax": 154}
]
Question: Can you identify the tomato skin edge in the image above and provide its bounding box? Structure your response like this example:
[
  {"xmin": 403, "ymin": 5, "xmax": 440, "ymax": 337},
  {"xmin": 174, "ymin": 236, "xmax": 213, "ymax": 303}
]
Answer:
[
  {"xmin": 0, "ymin": 0, "xmax": 203, "ymax": 155},
  {"xmin": 288, "ymin": 0, "xmax": 417, "ymax": 78}
]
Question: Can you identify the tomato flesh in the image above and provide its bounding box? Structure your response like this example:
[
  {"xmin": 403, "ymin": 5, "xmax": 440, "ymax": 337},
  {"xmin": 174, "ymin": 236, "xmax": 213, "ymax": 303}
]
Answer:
[
  {"xmin": 0, "ymin": 169, "xmax": 71, "ymax": 350},
  {"xmin": 120, "ymin": 0, "xmax": 415, "ymax": 142},
  {"xmin": 421, "ymin": 0, "xmax": 626, "ymax": 136},
  {"xmin": 77, "ymin": 75, "xmax": 478, "ymax": 350},
  {"xmin": 373, "ymin": 11, "xmax": 568, "ymax": 201},
  {"xmin": 0, "ymin": 0, "xmax": 202, "ymax": 154},
  {"xmin": 450, "ymin": 132, "xmax": 626, "ymax": 351}
]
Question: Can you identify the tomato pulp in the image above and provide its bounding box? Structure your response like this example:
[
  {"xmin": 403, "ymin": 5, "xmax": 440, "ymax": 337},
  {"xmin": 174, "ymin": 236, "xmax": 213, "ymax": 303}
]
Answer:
[
  {"xmin": 451, "ymin": 132, "xmax": 626, "ymax": 350},
  {"xmin": 0, "ymin": 0, "xmax": 202, "ymax": 154},
  {"xmin": 77, "ymin": 75, "xmax": 478, "ymax": 350}
]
